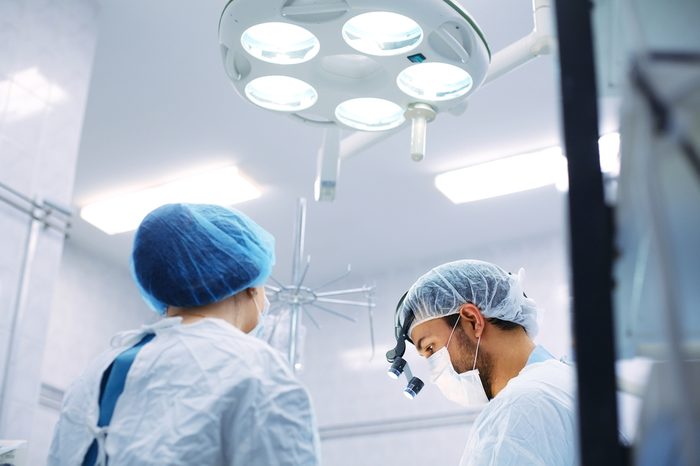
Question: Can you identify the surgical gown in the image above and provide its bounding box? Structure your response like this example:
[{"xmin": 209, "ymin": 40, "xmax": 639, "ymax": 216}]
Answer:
[
  {"xmin": 47, "ymin": 317, "xmax": 320, "ymax": 466},
  {"xmin": 460, "ymin": 359, "xmax": 577, "ymax": 466}
]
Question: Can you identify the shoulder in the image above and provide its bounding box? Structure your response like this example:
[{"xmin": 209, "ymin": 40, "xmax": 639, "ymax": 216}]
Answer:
[
  {"xmin": 474, "ymin": 360, "xmax": 577, "ymax": 432},
  {"xmin": 506, "ymin": 360, "xmax": 576, "ymax": 401}
]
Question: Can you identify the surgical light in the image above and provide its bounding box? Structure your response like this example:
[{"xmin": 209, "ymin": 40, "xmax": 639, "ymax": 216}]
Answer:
[
  {"xmin": 397, "ymin": 63, "xmax": 474, "ymax": 101},
  {"xmin": 241, "ymin": 22, "xmax": 320, "ymax": 65},
  {"xmin": 435, "ymin": 147, "xmax": 567, "ymax": 204},
  {"xmin": 335, "ymin": 98, "xmax": 405, "ymax": 132},
  {"xmin": 219, "ymin": 0, "xmax": 491, "ymax": 168},
  {"xmin": 244, "ymin": 76, "xmax": 318, "ymax": 112},
  {"xmin": 341, "ymin": 12, "xmax": 423, "ymax": 56},
  {"xmin": 80, "ymin": 166, "xmax": 261, "ymax": 235}
]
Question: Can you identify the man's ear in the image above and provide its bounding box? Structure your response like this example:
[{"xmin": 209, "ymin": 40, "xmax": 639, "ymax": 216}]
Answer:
[{"xmin": 459, "ymin": 303, "xmax": 485, "ymax": 338}]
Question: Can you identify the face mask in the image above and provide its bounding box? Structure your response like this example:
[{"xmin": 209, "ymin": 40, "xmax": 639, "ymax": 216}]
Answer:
[
  {"xmin": 426, "ymin": 316, "xmax": 489, "ymax": 407},
  {"xmin": 250, "ymin": 294, "xmax": 270, "ymax": 339}
]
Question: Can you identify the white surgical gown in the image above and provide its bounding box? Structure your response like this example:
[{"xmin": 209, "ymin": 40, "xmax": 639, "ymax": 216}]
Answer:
[
  {"xmin": 47, "ymin": 317, "xmax": 321, "ymax": 466},
  {"xmin": 460, "ymin": 359, "xmax": 577, "ymax": 466}
]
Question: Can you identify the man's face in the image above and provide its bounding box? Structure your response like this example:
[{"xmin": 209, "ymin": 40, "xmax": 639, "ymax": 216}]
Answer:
[{"xmin": 411, "ymin": 315, "xmax": 494, "ymax": 399}]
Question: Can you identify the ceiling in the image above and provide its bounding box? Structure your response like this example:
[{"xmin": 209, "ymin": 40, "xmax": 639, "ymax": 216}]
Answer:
[{"xmin": 70, "ymin": 0, "xmax": 571, "ymax": 283}]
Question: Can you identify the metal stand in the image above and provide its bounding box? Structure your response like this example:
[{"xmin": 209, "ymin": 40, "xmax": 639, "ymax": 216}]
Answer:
[
  {"xmin": 553, "ymin": 1, "xmax": 624, "ymax": 464},
  {"xmin": 264, "ymin": 198, "xmax": 376, "ymax": 371}
]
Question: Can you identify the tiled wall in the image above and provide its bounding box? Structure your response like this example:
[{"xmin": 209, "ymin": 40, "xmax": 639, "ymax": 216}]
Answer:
[{"xmin": 0, "ymin": 0, "xmax": 100, "ymax": 460}]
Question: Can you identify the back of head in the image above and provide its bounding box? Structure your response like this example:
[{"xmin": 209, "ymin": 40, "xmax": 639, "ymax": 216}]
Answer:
[
  {"xmin": 402, "ymin": 259, "xmax": 539, "ymax": 337},
  {"xmin": 131, "ymin": 203, "xmax": 275, "ymax": 314}
]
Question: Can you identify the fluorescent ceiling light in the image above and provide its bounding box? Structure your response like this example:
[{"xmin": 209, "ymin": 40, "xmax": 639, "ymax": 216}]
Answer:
[
  {"xmin": 0, "ymin": 67, "xmax": 67, "ymax": 121},
  {"xmin": 435, "ymin": 147, "xmax": 566, "ymax": 204},
  {"xmin": 397, "ymin": 63, "xmax": 473, "ymax": 101},
  {"xmin": 241, "ymin": 22, "xmax": 320, "ymax": 65},
  {"xmin": 437, "ymin": 133, "xmax": 622, "ymax": 202},
  {"xmin": 598, "ymin": 132, "xmax": 621, "ymax": 176},
  {"xmin": 335, "ymin": 97, "xmax": 405, "ymax": 131},
  {"xmin": 245, "ymin": 75, "xmax": 318, "ymax": 112},
  {"xmin": 80, "ymin": 166, "xmax": 261, "ymax": 235},
  {"xmin": 342, "ymin": 11, "xmax": 423, "ymax": 56}
]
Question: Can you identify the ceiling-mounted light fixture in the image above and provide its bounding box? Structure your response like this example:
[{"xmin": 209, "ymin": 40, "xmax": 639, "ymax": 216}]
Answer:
[
  {"xmin": 435, "ymin": 147, "xmax": 567, "ymax": 204},
  {"xmin": 435, "ymin": 132, "xmax": 622, "ymax": 203},
  {"xmin": 80, "ymin": 166, "xmax": 261, "ymax": 235},
  {"xmin": 219, "ymin": 0, "xmax": 491, "ymax": 162},
  {"xmin": 219, "ymin": 0, "xmax": 556, "ymax": 202}
]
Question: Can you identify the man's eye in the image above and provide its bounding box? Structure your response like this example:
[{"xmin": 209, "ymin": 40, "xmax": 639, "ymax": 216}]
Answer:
[{"xmin": 426, "ymin": 345, "xmax": 434, "ymax": 355}]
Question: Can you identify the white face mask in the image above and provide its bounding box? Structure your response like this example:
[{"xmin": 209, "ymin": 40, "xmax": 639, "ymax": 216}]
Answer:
[
  {"xmin": 426, "ymin": 316, "xmax": 489, "ymax": 407},
  {"xmin": 250, "ymin": 294, "xmax": 270, "ymax": 339}
]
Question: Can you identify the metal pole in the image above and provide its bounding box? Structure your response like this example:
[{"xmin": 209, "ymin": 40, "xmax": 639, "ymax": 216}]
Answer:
[
  {"xmin": 288, "ymin": 199, "xmax": 307, "ymax": 369},
  {"xmin": 0, "ymin": 212, "xmax": 42, "ymax": 429},
  {"xmin": 291, "ymin": 198, "xmax": 307, "ymax": 285},
  {"xmin": 553, "ymin": 1, "xmax": 623, "ymax": 464}
]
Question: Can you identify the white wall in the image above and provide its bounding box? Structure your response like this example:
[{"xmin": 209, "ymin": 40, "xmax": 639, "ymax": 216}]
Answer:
[
  {"xmin": 34, "ymin": 226, "xmax": 571, "ymax": 466},
  {"xmin": 0, "ymin": 0, "xmax": 100, "ymax": 461}
]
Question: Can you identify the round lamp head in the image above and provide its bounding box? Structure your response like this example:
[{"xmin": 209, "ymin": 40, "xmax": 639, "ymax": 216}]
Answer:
[
  {"xmin": 342, "ymin": 11, "xmax": 423, "ymax": 57},
  {"xmin": 397, "ymin": 63, "xmax": 474, "ymax": 101},
  {"xmin": 244, "ymin": 76, "xmax": 318, "ymax": 112},
  {"xmin": 335, "ymin": 98, "xmax": 405, "ymax": 131},
  {"xmin": 241, "ymin": 22, "xmax": 320, "ymax": 65}
]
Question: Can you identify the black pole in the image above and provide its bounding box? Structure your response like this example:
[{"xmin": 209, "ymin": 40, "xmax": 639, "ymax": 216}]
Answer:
[{"xmin": 553, "ymin": 1, "xmax": 624, "ymax": 465}]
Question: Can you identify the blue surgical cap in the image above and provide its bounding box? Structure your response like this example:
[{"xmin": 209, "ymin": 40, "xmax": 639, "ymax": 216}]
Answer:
[
  {"xmin": 401, "ymin": 259, "xmax": 539, "ymax": 337},
  {"xmin": 131, "ymin": 203, "xmax": 275, "ymax": 314}
]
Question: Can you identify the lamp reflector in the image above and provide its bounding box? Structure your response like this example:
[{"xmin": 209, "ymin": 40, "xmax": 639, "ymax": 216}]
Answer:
[
  {"xmin": 245, "ymin": 76, "xmax": 318, "ymax": 112},
  {"xmin": 397, "ymin": 63, "xmax": 473, "ymax": 101},
  {"xmin": 241, "ymin": 22, "xmax": 320, "ymax": 65},
  {"xmin": 342, "ymin": 12, "xmax": 423, "ymax": 56},
  {"xmin": 335, "ymin": 98, "xmax": 405, "ymax": 131}
]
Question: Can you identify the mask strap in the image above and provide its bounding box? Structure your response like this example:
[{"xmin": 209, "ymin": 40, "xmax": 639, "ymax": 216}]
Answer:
[
  {"xmin": 446, "ymin": 314, "xmax": 461, "ymax": 349},
  {"xmin": 472, "ymin": 336, "xmax": 481, "ymax": 371}
]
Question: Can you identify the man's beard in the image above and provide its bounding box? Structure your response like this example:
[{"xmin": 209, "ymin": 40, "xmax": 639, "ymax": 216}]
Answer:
[{"xmin": 450, "ymin": 327, "xmax": 494, "ymax": 399}]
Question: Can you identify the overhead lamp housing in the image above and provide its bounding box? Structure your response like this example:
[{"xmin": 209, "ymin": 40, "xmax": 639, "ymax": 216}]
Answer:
[{"xmin": 219, "ymin": 0, "xmax": 490, "ymax": 131}]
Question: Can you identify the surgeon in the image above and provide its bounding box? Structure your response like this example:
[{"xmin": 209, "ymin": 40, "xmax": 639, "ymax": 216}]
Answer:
[
  {"xmin": 48, "ymin": 203, "xmax": 321, "ymax": 466},
  {"xmin": 398, "ymin": 260, "xmax": 576, "ymax": 465}
]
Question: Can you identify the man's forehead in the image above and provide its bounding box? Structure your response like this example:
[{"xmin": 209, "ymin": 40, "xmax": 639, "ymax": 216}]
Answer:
[{"xmin": 409, "ymin": 316, "xmax": 450, "ymax": 343}]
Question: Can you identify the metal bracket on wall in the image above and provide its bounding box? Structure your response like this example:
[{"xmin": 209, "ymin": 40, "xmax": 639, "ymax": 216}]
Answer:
[
  {"xmin": 0, "ymin": 181, "xmax": 72, "ymax": 426},
  {"xmin": 0, "ymin": 181, "xmax": 72, "ymax": 237}
]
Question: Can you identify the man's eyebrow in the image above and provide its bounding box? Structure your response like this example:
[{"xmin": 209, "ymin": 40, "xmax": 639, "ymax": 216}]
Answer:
[{"xmin": 415, "ymin": 337, "xmax": 426, "ymax": 352}]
